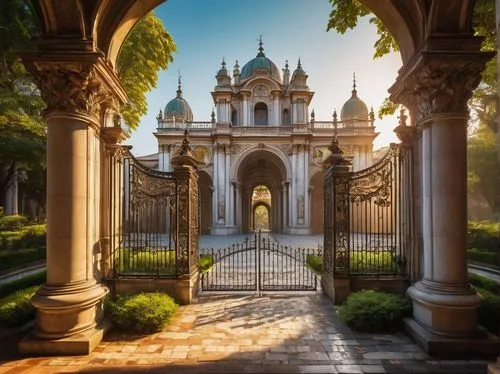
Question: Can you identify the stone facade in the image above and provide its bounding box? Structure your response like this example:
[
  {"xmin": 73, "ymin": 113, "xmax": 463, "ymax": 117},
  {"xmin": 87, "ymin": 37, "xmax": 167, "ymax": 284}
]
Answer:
[{"xmin": 143, "ymin": 42, "xmax": 378, "ymax": 235}]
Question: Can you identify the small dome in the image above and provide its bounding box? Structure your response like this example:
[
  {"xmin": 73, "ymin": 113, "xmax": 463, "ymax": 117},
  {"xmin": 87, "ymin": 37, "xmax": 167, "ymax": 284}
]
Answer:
[
  {"xmin": 164, "ymin": 78, "xmax": 193, "ymax": 122},
  {"xmin": 240, "ymin": 39, "xmax": 281, "ymax": 82},
  {"xmin": 341, "ymin": 75, "xmax": 368, "ymax": 120},
  {"xmin": 292, "ymin": 58, "xmax": 306, "ymax": 77}
]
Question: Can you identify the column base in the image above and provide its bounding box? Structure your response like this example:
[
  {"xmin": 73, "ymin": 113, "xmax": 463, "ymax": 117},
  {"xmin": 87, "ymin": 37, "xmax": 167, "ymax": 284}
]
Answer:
[
  {"xmin": 19, "ymin": 320, "xmax": 110, "ymax": 356},
  {"xmin": 407, "ymin": 281, "xmax": 482, "ymax": 337},
  {"xmin": 404, "ymin": 317, "xmax": 499, "ymax": 359}
]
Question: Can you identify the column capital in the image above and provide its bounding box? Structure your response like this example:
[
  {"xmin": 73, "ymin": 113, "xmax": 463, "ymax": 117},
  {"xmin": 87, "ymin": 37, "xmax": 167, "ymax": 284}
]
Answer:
[
  {"xmin": 22, "ymin": 53, "xmax": 127, "ymax": 122},
  {"xmin": 389, "ymin": 50, "xmax": 494, "ymax": 125}
]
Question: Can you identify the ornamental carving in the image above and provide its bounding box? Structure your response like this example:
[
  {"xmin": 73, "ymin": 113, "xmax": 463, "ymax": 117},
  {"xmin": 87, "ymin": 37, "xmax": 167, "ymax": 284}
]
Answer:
[
  {"xmin": 253, "ymin": 84, "xmax": 269, "ymax": 97},
  {"xmin": 33, "ymin": 62, "xmax": 112, "ymax": 118},
  {"xmin": 275, "ymin": 144, "xmax": 292, "ymax": 156},
  {"xmin": 231, "ymin": 144, "xmax": 251, "ymax": 156},
  {"xmin": 392, "ymin": 58, "xmax": 490, "ymax": 123}
]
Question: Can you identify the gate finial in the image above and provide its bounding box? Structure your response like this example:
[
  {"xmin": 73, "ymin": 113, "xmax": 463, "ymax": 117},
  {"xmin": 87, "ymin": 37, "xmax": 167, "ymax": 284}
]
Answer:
[
  {"xmin": 171, "ymin": 130, "xmax": 203, "ymax": 168},
  {"xmin": 323, "ymin": 135, "xmax": 351, "ymax": 169}
]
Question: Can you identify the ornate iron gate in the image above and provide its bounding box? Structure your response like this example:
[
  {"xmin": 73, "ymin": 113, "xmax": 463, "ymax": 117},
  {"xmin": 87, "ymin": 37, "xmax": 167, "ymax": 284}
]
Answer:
[{"xmin": 201, "ymin": 231, "xmax": 322, "ymax": 292}]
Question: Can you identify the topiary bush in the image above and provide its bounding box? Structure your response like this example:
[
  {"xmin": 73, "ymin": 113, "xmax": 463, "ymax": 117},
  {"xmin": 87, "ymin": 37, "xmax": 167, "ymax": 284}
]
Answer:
[
  {"xmin": 0, "ymin": 248, "xmax": 46, "ymax": 271},
  {"xmin": 468, "ymin": 220, "xmax": 500, "ymax": 253},
  {"xmin": 0, "ymin": 271, "xmax": 46, "ymax": 299},
  {"xmin": 0, "ymin": 215, "xmax": 28, "ymax": 231},
  {"xmin": 105, "ymin": 292, "xmax": 178, "ymax": 333},
  {"xmin": 339, "ymin": 290, "xmax": 412, "ymax": 332},
  {"xmin": 199, "ymin": 254, "xmax": 214, "ymax": 273},
  {"xmin": 469, "ymin": 272, "xmax": 500, "ymax": 294},
  {"xmin": 0, "ymin": 286, "xmax": 39, "ymax": 327},
  {"xmin": 467, "ymin": 248, "xmax": 498, "ymax": 266},
  {"xmin": 306, "ymin": 254, "xmax": 323, "ymax": 275}
]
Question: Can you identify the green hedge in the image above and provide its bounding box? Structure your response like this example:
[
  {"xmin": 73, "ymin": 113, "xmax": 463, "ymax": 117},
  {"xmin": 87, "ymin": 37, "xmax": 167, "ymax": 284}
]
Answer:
[
  {"xmin": 469, "ymin": 272, "xmax": 500, "ymax": 294},
  {"xmin": 467, "ymin": 248, "xmax": 498, "ymax": 266},
  {"xmin": 0, "ymin": 286, "xmax": 38, "ymax": 327},
  {"xmin": 199, "ymin": 255, "xmax": 214, "ymax": 273},
  {"xmin": 105, "ymin": 292, "xmax": 178, "ymax": 333},
  {"xmin": 115, "ymin": 248, "xmax": 176, "ymax": 275},
  {"xmin": 306, "ymin": 255, "xmax": 323, "ymax": 275},
  {"xmin": 0, "ymin": 271, "xmax": 46, "ymax": 299},
  {"xmin": 468, "ymin": 221, "xmax": 500, "ymax": 253},
  {"xmin": 0, "ymin": 215, "xmax": 28, "ymax": 230},
  {"xmin": 475, "ymin": 287, "xmax": 500, "ymax": 334},
  {"xmin": 0, "ymin": 224, "xmax": 46, "ymax": 251},
  {"xmin": 0, "ymin": 248, "xmax": 46, "ymax": 271},
  {"xmin": 339, "ymin": 290, "xmax": 412, "ymax": 332}
]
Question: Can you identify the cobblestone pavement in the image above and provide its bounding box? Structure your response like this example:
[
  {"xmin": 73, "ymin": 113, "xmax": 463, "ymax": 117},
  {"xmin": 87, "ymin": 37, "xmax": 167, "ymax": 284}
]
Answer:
[{"xmin": 0, "ymin": 294, "xmax": 491, "ymax": 373}]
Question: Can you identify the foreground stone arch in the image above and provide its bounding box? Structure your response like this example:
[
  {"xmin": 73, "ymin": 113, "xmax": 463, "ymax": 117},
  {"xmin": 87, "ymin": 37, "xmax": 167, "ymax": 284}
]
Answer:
[{"xmin": 22, "ymin": 0, "xmax": 496, "ymax": 359}]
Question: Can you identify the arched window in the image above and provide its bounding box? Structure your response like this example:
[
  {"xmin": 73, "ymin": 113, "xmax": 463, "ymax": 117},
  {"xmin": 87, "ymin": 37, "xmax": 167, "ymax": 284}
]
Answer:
[
  {"xmin": 231, "ymin": 108, "xmax": 237, "ymax": 126},
  {"xmin": 283, "ymin": 108, "xmax": 290, "ymax": 125},
  {"xmin": 254, "ymin": 102, "xmax": 268, "ymax": 126}
]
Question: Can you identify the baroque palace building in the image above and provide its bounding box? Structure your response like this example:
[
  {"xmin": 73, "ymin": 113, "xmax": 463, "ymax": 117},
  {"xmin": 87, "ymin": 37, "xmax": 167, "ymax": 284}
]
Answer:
[{"xmin": 138, "ymin": 40, "xmax": 378, "ymax": 235}]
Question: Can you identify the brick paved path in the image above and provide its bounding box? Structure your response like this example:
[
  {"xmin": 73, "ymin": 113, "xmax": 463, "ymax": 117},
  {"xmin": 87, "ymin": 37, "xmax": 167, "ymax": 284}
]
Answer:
[{"xmin": 0, "ymin": 294, "xmax": 490, "ymax": 373}]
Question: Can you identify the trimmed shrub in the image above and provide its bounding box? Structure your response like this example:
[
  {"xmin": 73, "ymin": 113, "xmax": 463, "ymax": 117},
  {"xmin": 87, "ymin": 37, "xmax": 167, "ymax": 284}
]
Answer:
[
  {"xmin": 0, "ymin": 286, "xmax": 38, "ymax": 327},
  {"xmin": 0, "ymin": 248, "xmax": 46, "ymax": 271},
  {"xmin": 475, "ymin": 287, "xmax": 500, "ymax": 334},
  {"xmin": 0, "ymin": 271, "xmax": 46, "ymax": 299},
  {"xmin": 469, "ymin": 272, "xmax": 500, "ymax": 294},
  {"xmin": 306, "ymin": 255, "xmax": 323, "ymax": 275},
  {"xmin": 105, "ymin": 292, "xmax": 178, "ymax": 333},
  {"xmin": 22, "ymin": 224, "xmax": 47, "ymax": 248},
  {"xmin": 116, "ymin": 248, "xmax": 176, "ymax": 275},
  {"xmin": 0, "ymin": 215, "xmax": 28, "ymax": 231},
  {"xmin": 467, "ymin": 248, "xmax": 497, "ymax": 266},
  {"xmin": 468, "ymin": 221, "xmax": 500, "ymax": 253},
  {"xmin": 199, "ymin": 255, "xmax": 214, "ymax": 273},
  {"xmin": 339, "ymin": 290, "xmax": 412, "ymax": 331},
  {"xmin": 350, "ymin": 251, "xmax": 400, "ymax": 273}
]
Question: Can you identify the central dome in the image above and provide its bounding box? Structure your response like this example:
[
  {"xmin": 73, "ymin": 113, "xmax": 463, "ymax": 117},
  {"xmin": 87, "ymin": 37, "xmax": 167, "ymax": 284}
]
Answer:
[
  {"xmin": 240, "ymin": 41, "xmax": 281, "ymax": 82},
  {"xmin": 164, "ymin": 80, "xmax": 193, "ymax": 122}
]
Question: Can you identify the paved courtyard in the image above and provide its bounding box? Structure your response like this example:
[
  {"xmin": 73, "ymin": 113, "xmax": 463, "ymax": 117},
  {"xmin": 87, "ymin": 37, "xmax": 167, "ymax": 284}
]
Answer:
[{"xmin": 0, "ymin": 294, "xmax": 491, "ymax": 373}]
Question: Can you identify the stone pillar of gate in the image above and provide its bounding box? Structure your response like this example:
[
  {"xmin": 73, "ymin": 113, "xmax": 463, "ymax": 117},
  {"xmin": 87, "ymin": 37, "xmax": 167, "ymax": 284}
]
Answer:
[
  {"xmin": 322, "ymin": 136, "xmax": 352, "ymax": 305},
  {"xmin": 389, "ymin": 44, "xmax": 498, "ymax": 356},
  {"xmin": 18, "ymin": 54, "xmax": 127, "ymax": 355},
  {"xmin": 171, "ymin": 130, "xmax": 201, "ymax": 304}
]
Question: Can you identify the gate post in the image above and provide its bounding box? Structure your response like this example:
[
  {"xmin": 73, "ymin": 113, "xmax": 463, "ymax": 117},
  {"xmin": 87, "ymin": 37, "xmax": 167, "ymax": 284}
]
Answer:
[
  {"xmin": 322, "ymin": 134, "xmax": 351, "ymax": 304},
  {"xmin": 171, "ymin": 131, "xmax": 201, "ymax": 304}
]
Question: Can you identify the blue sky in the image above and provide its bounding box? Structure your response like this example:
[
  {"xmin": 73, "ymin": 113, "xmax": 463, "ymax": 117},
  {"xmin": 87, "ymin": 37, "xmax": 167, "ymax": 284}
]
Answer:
[{"xmin": 127, "ymin": 0, "xmax": 403, "ymax": 156}]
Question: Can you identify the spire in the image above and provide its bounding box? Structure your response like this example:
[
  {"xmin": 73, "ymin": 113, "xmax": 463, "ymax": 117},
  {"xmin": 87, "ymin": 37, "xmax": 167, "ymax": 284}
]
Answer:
[
  {"xmin": 257, "ymin": 35, "xmax": 265, "ymax": 57},
  {"xmin": 176, "ymin": 70, "xmax": 182, "ymax": 98},
  {"xmin": 297, "ymin": 58, "xmax": 302, "ymax": 69},
  {"xmin": 351, "ymin": 72, "xmax": 357, "ymax": 97},
  {"xmin": 333, "ymin": 109, "xmax": 338, "ymax": 140}
]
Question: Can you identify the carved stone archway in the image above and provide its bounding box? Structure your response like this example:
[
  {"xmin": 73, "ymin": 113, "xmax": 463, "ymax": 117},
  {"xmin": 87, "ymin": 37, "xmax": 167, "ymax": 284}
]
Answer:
[{"xmin": 24, "ymin": 0, "xmax": 495, "ymax": 359}]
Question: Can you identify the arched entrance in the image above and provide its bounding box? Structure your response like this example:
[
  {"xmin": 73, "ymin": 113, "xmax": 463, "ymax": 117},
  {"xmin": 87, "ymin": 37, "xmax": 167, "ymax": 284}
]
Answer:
[
  {"xmin": 236, "ymin": 148, "xmax": 288, "ymax": 233},
  {"xmin": 252, "ymin": 185, "xmax": 271, "ymax": 231}
]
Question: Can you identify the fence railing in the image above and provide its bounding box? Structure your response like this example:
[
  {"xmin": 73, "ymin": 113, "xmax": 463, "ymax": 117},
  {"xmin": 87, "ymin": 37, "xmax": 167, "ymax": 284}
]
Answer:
[
  {"xmin": 324, "ymin": 143, "xmax": 412, "ymax": 277},
  {"xmin": 109, "ymin": 148, "xmax": 198, "ymax": 279}
]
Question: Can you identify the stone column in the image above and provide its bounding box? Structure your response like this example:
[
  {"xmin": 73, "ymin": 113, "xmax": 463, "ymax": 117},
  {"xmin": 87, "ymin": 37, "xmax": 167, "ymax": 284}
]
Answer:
[
  {"xmin": 242, "ymin": 94, "xmax": 248, "ymax": 126},
  {"xmin": 19, "ymin": 56, "xmax": 127, "ymax": 355},
  {"xmin": 225, "ymin": 146, "xmax": 230, "ymax": 226},
  {"xmin": 389, "ymin": 49, "xmax": 496, "ymax": 355},
  {"xmin": 4, "ymin": 169, "xmax": 19, "ymax": 215}
]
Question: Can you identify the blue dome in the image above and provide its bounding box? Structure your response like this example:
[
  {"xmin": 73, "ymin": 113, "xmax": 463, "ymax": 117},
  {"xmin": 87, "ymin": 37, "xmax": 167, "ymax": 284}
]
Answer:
[
  {"xmin": 240, "ymin": 42, "xmax": 281, "ymax": 82},
  {"xmin": 164, "ymin": 89, "xmax": 193, "ymax": 122}
]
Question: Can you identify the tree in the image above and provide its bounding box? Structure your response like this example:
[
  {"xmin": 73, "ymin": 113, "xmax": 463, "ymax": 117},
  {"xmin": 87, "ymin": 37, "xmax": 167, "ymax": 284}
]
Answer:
[
  {"xmin": 117, "ymin": 13, "xmax": 177, "ymax": 130},
  {"xmin": 468, "ymin": 124, "xmax": 500, "ymax": 216},
  {"xmin": 327, "ymin": 0, "xmax": 496, "ymax": 126},
  {"xmin": 0, "ymin": 2, "xmax": 176, "ymax": 215}
]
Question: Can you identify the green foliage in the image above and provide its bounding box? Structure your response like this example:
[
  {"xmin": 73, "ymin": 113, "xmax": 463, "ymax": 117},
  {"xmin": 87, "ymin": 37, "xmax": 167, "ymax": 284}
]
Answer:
[
  {"xmin": 0, "ymin": 270, "xmax": 45, "ymax": 298},
  {"xmin": 118, "ymin": 12, "xmax": 177, "ymax": 130},
  {"xmin": 199, "ymin": 255, "xmax": 214, "ymax": 273},
  {"xmin": 105, "ymin": 292, "xmax": 178, "ymax": 333},
  {"xmin": 350, "ymin": 251, "xmax": 399, "ymax": 274},
  {"xmin": 469, "ymin": 272, "xmax": 500, "ymax": 294},
  {"xmin": 0, "ymin": 214, "xmax": 27, "ymax": 230},
  {"xmin": 116, "ymin": 248, "xmax": 176, "ymax": 275},
  {"xmin": 467, "ymin": 220, "xmax": 500, "ymax": 252},
  {"xmin": 327, "ymin": 0, "xmax": 496, "ymax": 125},
  {"xmin": 467, "ymin": 124, "xmax": 500, "ymax": 214},
  {"xmin": 306, "ymin": 255, "xmax": 323, "ymax": 275},
  {"xmin": 0, "ymin": 285, "xmax": 38, "ymax": 327},
  {"xmin": 339, "ymin": 290, "xmax": 412, "ymax": 331},
  {"xmin": 0, "ymin": 223, "xmax": 46, "ymax": 251},
  {"xmin": 0, "ymin": 247, "xmax": 46, "ymax": 269},
  {"xmin": 475, "ymin": 287, "xmax": 500, "ymax": 334},
  {"xmin": 467, "ymin": 248, "xmax": 498, "ymax": 266}
]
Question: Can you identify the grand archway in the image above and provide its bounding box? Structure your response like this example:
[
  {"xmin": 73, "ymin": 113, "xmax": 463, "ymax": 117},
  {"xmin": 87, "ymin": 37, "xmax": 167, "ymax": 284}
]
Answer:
[
  {"xmin": 236, "ymin": 149, "xmax": 287, "ymax": 233},
  {"xmin": 22, "ymin": 0, "xmax": 496, "ymax": 361}
]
